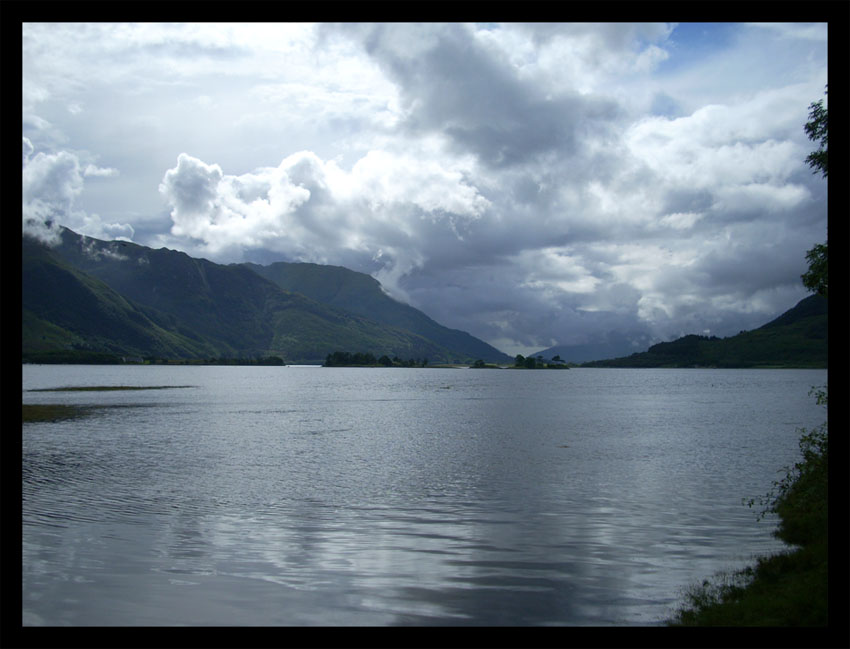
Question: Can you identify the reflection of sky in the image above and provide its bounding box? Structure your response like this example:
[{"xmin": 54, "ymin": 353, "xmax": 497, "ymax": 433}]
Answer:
[{"xmin": 22, "ymin": 366, "xmax": 823, "ymax": 625}]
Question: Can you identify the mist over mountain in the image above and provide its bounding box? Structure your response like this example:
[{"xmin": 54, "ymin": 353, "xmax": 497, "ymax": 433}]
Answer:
[
  {"xmin": 579, "ymin": 295, "xmax": 827, "ymax": 368},
  {"xmin": 22, "ymin": 228, "xmax": 509, "ymax": 364},
  {"xmin": 530, "ymin": 330, "xmax": 655, "ymax": 364}
]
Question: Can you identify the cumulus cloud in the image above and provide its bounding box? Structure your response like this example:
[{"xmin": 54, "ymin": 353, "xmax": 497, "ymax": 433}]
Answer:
[
  {"xmin": 23, "ymin": 150, "xmax": 84, "ymax": 210},
  {"xmin": 158, "ymin": 148, "xmax": 490, "ymax": 299},
  {"xmin": 22, "ymin": 143, "xmax": 130, "ymax": 245},
  {"xmin": 22, "ymin": 149, "xmax": 84, "ymax": 245}
]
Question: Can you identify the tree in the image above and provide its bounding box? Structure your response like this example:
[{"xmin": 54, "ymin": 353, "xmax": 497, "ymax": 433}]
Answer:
[
  {"xmin": 804, "ymin": 92, "xmax": 827, "ymax": 178},
  {"xmin": 801, "ymin": 89, "xmax": 828, "ymax": 298},
  {"xmin": 801, "ymin": 243, "xmax": 827, "ymax": 298},
  {"xmin": 514, "ymin": 354, "xmax": 525, "ymax": 367}
]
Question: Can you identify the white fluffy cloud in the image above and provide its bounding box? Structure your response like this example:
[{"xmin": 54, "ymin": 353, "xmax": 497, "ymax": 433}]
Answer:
[
  {"xmin": 22, "ymin": 140, "xmax": 128, "ymax": 245},
  {"xmin": 158, "ymin": 148, "xmax": 490, "ymax": 299}
]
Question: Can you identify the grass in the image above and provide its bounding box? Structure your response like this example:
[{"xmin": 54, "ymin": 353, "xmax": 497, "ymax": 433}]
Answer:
[
  {"xmin": 27, "ymin": 385, "xmax": 195, "ymax": 392},
  {"xmin": 667, "ymin": 541, "xmax": 828, "ymax": 626},
  {"xmin": 22, "ymin": 403, "xmax": 93, "ymax": 423},
  {"xmin": 23, "ymin": 385, "xmax": 194, "ymax": 422}
]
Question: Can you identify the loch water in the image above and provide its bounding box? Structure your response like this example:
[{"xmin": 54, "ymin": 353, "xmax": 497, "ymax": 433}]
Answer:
[{"xmin": 21, "ymin": 364, "xmax": 827, "ymax": 626}]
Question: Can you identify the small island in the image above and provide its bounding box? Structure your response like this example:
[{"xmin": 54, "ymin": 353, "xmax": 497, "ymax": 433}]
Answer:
[{"xmin": 507, "ymin": 354, "xmax": 569, "ymax": 369}]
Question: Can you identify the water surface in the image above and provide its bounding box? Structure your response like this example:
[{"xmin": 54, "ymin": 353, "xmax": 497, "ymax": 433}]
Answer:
[{"xmin": 22, "ymin": 365, "xmax": 826, "ymax": 625}]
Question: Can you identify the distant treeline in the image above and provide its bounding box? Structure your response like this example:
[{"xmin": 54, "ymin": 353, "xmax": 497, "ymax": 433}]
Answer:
[
  {"xmin": 22, "ymin": 350, "xmax": 126, "ymax": 365},
  {"xmin": 139, "ymin": 356, "xmax": 286, "ymax": 366},
  {"xmin": 323, "ymin": 351, "xmax": 428, "ymax": 367},
  {"xmin": 512, "ymin": 354, "xmax": 569, "ymax": 369},
  {"xmin": 22, "ymin": 350, "xmax": 286, "ymax": 366}
]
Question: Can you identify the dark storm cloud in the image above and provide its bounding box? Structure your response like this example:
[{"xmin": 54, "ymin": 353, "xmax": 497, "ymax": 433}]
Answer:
[{"xmin": 328, "ymin": 23, "xmax": 620, "ymax": 168}]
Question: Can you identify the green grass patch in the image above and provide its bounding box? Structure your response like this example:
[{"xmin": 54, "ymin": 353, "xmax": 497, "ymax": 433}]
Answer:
[
  {"xmin": 22, "ymin": 403, "xmax": 93, "ymax": 423},
  {"xmin": 667, "ymin": 541, "xmax": 827, "ymax": 626},
  {"xmin": 27, "ymin": 385, "xmax": 195, "ymax": 392}
]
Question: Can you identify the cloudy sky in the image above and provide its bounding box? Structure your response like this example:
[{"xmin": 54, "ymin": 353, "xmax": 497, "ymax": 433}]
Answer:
[{"xmin": 22, "ymin": 22, "xmax": 828, "ymax": 356}]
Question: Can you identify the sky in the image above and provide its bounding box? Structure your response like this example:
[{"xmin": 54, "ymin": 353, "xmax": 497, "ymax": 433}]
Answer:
[{"xmin": 22, "ymin": 22, "xmax": 828, "ymax": 357}]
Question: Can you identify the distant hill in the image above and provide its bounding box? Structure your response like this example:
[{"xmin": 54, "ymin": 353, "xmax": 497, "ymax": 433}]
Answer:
[
  {"xmin": 22, "ymin": 228, "xmax": 506, "ymax": 364},
  {"xmin": 531, "ymin": 330, "xmax": 652, "ymax": 365},
  {"xmin": 581, "ymin": 295, "xmax": 827, "ymax": 368},
  {"xmin": 244, "ymin": 261, "xmax": 512, "ymax": 364}
]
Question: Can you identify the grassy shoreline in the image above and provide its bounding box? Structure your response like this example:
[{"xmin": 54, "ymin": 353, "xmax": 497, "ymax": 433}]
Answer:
[
  {"xmin": 667, "ymin": 387, "xmax": 828, "ymax": 626},
  {"xmin": 667, "ymin": 542, "xmax": 827, "ymax": 626},
  {"xmin": 27, "ymin": 385, "xmax": 195, "ymax": 392},
  {"xmin": 22, "ymin": 403, "xmax": 93, "ymax": 423}
]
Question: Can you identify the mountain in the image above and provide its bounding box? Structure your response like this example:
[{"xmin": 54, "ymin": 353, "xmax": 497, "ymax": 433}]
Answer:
[
  {"xmin": 243, "ymin": 261, "xmax": 512, "ymax": 363},
  {"xmin": 531, "ymin": 330, "xmax": 653, "ymax": 365},
  {"xmin": 22, "ymin": 236, "xmax": 216, "ymax": 361},
  {"xmin": 580, "ymin": 295, "xmax": 827, "ymax": 368},
  {"xmin": 22, "ymin": 228, "xmax": 505, "ymax": 364}
]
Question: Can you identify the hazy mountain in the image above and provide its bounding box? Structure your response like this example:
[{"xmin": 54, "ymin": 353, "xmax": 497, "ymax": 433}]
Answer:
[
  {"xmin": 531, "ymin": 330, "xmax": 654, "ymax": 364},
  {"xmin": 244, "ymin": 261, "xmax": 512, "ymax": 363},
  {"xmin": 580, "ymin": 295, "xmax": 827, "ymax": 368},
  {"xmin": 22, "ymin": 228, "xmax": 505, "ymax": 364}
]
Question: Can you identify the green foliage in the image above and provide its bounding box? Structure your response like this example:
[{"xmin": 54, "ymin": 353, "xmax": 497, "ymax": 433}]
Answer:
[
  {"xmin": 21, "ymin": 350, "xmax": 124, "ymax": 364},
  {"xmin": 511, "ymin": 353, "xmax": 568, "ymax": 369},
  {"xmin": 804, "ymin": 91, "xmax": 828, "ymax": 178},
  {"xmin": 670, "ymin": 386, "xmax": 828, "ymax": 626},
  {"xmin": 801, "ymin": 90, "xmax": 828, "ymax": 298},
  {"xmin": 669, "ymin": 545, "xmax": 828, "ymax": 626},
  {"xmin": 802, "ymin": 243, "xmax": 828, "ymax": 298},
  {"xmin": 323, "ymin": 351, "xmax": 426, "ymax": 367},
  {"xmin": 745, "ymin": 387, "xmax": 828, "ymax": 547},
  {"xmin": 189, "ymin": 356, "xmax": 284, "ymax": 366},
  {"xmin": 324, "ymin": 351, "xmax": 377, "ymax": 366}
]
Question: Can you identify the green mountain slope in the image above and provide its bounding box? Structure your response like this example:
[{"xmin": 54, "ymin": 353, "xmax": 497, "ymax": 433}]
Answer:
[
  {"xmin": 244, "ymin": 261, "xmax": 512, "ymax": 363},
  {"xmin": 22, "ymin": 236, "xmax": 216, "ymax": 361},
  {"xmin": 23, "ymin": 228, "xmax": 488, "ymax": 363},
  {"xmin": 582, "ymin": 295, "xmax": 827, "ymax": 368}
]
